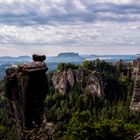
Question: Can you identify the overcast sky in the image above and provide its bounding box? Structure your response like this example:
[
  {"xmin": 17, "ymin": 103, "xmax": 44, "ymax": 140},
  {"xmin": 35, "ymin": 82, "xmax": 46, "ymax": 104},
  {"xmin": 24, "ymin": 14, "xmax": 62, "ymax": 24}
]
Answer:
[{"xmin": 0, "ymin": 0, "xmax": 140, "ymax": 56}]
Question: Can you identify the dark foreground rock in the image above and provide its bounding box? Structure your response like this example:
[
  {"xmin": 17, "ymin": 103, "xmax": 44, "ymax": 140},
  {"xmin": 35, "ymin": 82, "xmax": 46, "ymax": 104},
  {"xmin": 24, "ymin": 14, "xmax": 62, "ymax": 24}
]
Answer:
[{"xmin": 5, "ymin": 54, "xmax": 53, "ymax": 140}]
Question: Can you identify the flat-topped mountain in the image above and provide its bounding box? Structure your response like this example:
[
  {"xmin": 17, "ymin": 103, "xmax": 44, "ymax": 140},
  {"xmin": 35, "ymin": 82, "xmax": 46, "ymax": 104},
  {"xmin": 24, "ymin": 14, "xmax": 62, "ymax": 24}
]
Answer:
[
  {"xmin": 47, "ymin": 52, "xmax": 84, "ymax": 63},
  {"xmin": 57, "ymin": 52, "xmax": 80, "ymax": 57}
]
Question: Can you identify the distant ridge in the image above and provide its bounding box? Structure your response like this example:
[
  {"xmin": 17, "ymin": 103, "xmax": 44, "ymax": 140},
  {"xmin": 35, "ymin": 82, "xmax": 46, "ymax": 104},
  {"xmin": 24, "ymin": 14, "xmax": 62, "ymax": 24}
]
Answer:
[
  {"xmin": 47, "ymin": 52, "xmax": 84, "ymax": 63},
  {"xmin": 57, "ymin": 52, "xmax": 80, "ymax": 57},
  {"xmin": 0, "ymin": 55, "xmax": 31, "ymax": 60}
]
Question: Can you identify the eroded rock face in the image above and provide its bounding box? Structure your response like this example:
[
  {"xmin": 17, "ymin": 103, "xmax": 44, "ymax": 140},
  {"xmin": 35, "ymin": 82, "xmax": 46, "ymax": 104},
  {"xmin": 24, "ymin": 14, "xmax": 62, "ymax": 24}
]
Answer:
[
  {"xmin": 52, "ymin": 69, "xmax": 105, "ymax": 98},
  {"xmin": 86, "ymin": 72, "xmax": 105, "ymax": 98},
  {"xmin": 5, "ymin": 54, "xmax": 53, "ymax": 140},
  {"xmin": 52, "ymin": 69, "xmax": 75, "ymax": 95},
  {"xmin": 76, "ymin": 69, "xmax": 87, "ymax": 92},
  {"xmin": 134, "ymin": 133, "xmax": 140, "ymax": 140},
  {"xmin": 133, "ymin": 58, "xmax": 140, "ymax": 78}
]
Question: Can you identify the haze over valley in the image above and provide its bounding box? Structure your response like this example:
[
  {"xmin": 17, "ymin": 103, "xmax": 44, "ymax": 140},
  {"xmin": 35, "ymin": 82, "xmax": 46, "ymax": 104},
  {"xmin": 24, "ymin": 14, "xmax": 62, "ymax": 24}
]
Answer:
[{"xmin": 0, "ymin": 52, "xmax": 139, "ymax": 79}]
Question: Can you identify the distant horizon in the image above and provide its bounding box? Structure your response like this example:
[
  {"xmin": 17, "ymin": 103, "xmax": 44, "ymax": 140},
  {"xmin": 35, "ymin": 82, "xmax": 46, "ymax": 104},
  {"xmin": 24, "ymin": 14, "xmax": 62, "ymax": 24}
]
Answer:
[{"xmin": 0, "ymin": 52, "xmax": 139, "ymax": 58}]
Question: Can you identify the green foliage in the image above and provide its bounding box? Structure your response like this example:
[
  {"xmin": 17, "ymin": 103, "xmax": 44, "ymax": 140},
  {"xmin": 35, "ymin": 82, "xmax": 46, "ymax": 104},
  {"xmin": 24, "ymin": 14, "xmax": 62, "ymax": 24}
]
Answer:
[
  {"xmin": 45, "ymin": 76, "xmax": 139, "ymax": 140},
  {"xmin": 66, "ymin": 110, "xmax": 92, "ymax": 139},
  {"xmin": 57, "ymin": 63, "xmax": 78, "ymax": 71},
  {"xmin": 46, "ymin": 60, "xmax": 139, "ymax": 140},
  {"xmin": 0, "ymin": 80, "xmax": 18, "ymax": 140},
  {"xmin": 0, "ymin": 60, "xmax": 139, "ymax": 140},
  {"xmin": 65, "ymin": 110, "xmax": 140, "ymax": 140},
  {"xmin": 57, "ymin": 59, "xmax": 112, "ymax": 73},
  {"xmin": 81, "ymin": 59, "xmax": 112, "ymax": 72},
  {"xmin": 81, "ymin": 60, "xmax": 94, "ymax": 70}
]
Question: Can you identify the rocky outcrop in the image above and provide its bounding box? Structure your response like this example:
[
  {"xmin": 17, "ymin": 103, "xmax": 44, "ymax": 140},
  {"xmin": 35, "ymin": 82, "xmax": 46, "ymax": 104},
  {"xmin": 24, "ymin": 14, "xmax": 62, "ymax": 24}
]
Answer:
[
  {"xmin": 5, "ymin": 54, "xmax": 53, "ymax": 140},
  {"xmin": 134, "ymin": 133, "xmax": 140, "ymax": 140},
  {"xmin": 86, "ymin": 72, "xmax": 105, "ymax": 98},
  {"xmin": 130, "ymin": 58, "xmax": 140, "ymax": 111},
  {"xmin": 52, "ymin": 69, "xmax": 105, "ymax": 98},
  {"xmin": 133, "ymin": 58, "xmax": 140, "ymax": 78},
  {"xmin": 76, "ymin": 69, "xmax": 87, "ymax": 92},
  {"xmin": 130, "ymin": 75, "xmax": 140, "ymax": 112},
  {"xmin": 52, "ymin": 69, "xmax": 75, "ymax": 95},
  {"xmin": 130, "ymin": 58, "xmax": 140, "ymax": 140},
  {"xmin": 32, "ymin": 54, "xmax": 46, "ymax": 62}
]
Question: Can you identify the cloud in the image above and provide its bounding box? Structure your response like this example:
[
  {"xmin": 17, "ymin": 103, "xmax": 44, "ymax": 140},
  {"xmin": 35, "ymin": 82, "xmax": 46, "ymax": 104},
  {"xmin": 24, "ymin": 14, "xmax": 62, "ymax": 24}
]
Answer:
[
  {"xmin": 0, "ymin": 0, "xmax": 139, "ymax": 25},
  {"xmin": 82, "ymin": 0, "xmax": 140, "ymax": 5},
  {"xmin": 0, "ymin": 0, "xmax": 140, "ymax": 56},
  {"xmin": 0, "ymin": 22, "xmax": 139, "ymax": 52}
]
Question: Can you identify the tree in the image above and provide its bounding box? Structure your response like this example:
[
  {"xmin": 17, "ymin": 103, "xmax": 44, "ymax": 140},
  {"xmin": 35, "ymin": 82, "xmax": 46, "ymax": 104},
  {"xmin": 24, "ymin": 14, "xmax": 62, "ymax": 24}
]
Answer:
[
  {"xmin": 57, "ymin": 63, "xmax": 78, "ymax": 71},
  {"xmin": 81, "ymin": 60, "xmax": 94, "ymax": 70},
  {"xmin": 66, "ymin": 110, "xmax": 93, "ymax": 140}
]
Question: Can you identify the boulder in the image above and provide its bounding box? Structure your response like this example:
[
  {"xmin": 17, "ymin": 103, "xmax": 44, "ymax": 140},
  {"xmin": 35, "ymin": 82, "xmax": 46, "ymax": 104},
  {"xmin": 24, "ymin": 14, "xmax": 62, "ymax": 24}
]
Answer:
[{"xmin": 32, "ymin": 54, "xmax": 46, "ymax": 62}]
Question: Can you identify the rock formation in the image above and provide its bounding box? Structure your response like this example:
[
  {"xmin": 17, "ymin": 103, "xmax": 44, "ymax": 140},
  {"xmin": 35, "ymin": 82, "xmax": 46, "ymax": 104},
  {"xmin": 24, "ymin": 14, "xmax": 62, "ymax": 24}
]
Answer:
[
  {"xmin": 133, "ymin": 58, "xmax": 140, "ymax": 78},
  {"xmin": 76, "ymin": 69, "xmax": 87, "ymax": 92},
  {"xmin": 5, "ymin": 54, "xmax": 53, "ymax": 140},
  {"xmin": 85, "ymin": 71, "xmax": 105, "ymax": 98},
  {"xmin": 130, "ymin": 58, "xmax": 140, "ymax": 140},
  {"xmin": 130, "ymin": 58, "xmax": 140, "ymax": 112},
  {"xmin": 32, "ymin": 54, "xmax": 46, "ymax": 62},
  {"xmin": 52, "ymin": 69, "xmax": 105, "ymax": 98},
  {"xmin": 134, "ymin": 133, "xmax": 140, "ymax": 140},
  {"xmin": 52, "ymin": 69, "xmax": 75, "ymax": 95},
  {"xmin": 130, "ymin": 75, "xmax": 140, "ymax": 112}
]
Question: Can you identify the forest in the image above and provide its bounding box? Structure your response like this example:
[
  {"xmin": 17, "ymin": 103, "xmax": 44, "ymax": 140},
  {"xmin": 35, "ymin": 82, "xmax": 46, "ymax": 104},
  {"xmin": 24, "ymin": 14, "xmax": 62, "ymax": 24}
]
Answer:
[{"xmin": 1, "ymin": 59, "xmax": 140, "ymax": 140}]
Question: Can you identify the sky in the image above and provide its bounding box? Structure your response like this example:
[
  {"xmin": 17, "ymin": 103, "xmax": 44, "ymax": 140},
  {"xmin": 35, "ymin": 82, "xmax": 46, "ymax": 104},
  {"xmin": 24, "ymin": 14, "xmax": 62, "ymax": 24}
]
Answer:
[{"xmin": 0, "ymin": 0, "xmax": 140, "ymax": 56}]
